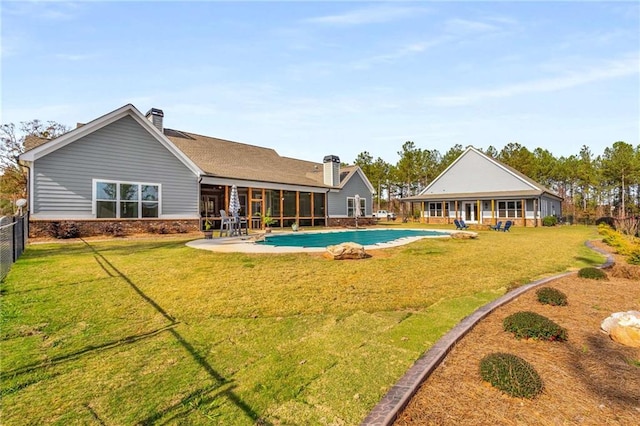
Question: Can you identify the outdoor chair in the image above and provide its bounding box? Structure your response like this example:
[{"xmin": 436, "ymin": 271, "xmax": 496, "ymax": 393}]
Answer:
[
  {"xmin": 502, "ymin": 220, "xmax": 513, "ymax": 232},
  {"xmin": 490, "ymin": 221, "xmax": 503, "ymax": 231},
  {"xmin": 454, "ymin": 219, "xmax": 464, "ymax": 230},
  {"xmin": 219, "ymin": 210, "xmax": 236, "ymax": 237},
  {"xmin": 459, "ymin": 220, "xmax": 470, "ymax": 229}
]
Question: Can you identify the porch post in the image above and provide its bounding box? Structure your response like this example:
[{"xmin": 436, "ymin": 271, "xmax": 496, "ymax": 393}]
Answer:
[
  {"xmin": 477, "ymin": 199, "xmax": 481, "ymax": 225},
  {"xmin": 455, "ymin": 200, "xmax": 459, "ymax": 220},
  {"xmin": 491, "ymin": 199, "xmax": 495, "ymax": 225},
  {"xmin": 279, "ymin": 190, "xmax": 284, "ymax": 228},
  {"xmin": 521, "ymin": 198, "xmax": 526, "ymax": 227}
]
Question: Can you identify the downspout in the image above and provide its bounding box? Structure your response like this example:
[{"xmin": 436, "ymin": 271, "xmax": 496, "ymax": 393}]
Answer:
[{"xmin": 198, "ymin": 177, "xmax": 203, "ymax": 230}]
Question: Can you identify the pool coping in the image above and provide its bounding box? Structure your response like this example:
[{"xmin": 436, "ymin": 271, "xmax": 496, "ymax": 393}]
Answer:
[
  {"xmin": 360, "ymin": 241, "xmax": 614, "ymax": 425},
  {"xmin": 186, "ymin": 228, "xmax": 468, "ymax": 253}
]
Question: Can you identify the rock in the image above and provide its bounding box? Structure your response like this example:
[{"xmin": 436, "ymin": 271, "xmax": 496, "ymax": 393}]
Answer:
[
  {"xmin": 601, "ymin": 311, "xmax": 640, "ymax": 347},
  {"xmin": 451, "ymin": 232, "xmax": 477, "ymax": 239},
  {"xmin": 325, "ymin": 242, "xmax": 369, "ymax": 260},
  {"xmin": 609, "ymin": 324, "xmax": 640, "ymax": 348}
]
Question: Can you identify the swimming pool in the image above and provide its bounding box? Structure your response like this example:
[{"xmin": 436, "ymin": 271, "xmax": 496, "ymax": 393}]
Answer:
[{"xmin": 256, "ymin": 229, "xmax": 449, "ymax": 248}]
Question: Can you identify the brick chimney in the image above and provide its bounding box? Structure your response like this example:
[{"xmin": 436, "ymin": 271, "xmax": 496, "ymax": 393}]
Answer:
[
  {"xmin": 145, "ymin": 108, "xmax": 164, "ymax": 132},
  {"xmin": 323, "ymin": 155, "xmax": 340, "ymax": 186}
]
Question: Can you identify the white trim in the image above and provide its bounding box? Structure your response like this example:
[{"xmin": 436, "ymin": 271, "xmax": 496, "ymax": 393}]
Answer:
[
  {"xmin": 19, "ymin": 104, "xmax": 203, "ymax": 176},
  {"xmin": 339, "ymin": 167, "xmax": 376, "ymax": 194},
  {"xmin": 92, "ymin": 178, "xmax": 162, "ymax": 219},
  {"xmin": 346, "ymin": 196, "xmax": 366, "ymax": 218},
  {"xmin": 418, "ymin": 146, "xmax": 539, "ymax": 196},
  {"xmin": 200, "ymin": 176, "xmax": 327, "ymax": 193}
]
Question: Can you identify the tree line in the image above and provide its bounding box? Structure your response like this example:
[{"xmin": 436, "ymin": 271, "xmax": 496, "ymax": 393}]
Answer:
[
  {"xmin": 1, "ymin": 118, "xmax": 638, "ymax": 225},
  {"xmin": 353, "ymin": 140, "xmax": 640, "ymax": 223}
]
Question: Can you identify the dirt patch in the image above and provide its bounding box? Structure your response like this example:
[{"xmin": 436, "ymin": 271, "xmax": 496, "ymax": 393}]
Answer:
[{"xmin": 396, "ymin": 248, "xmax": 640, "ymax": 426}]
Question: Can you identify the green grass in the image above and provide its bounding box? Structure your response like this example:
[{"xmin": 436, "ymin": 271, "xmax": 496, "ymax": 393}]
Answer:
[{"xmin": 0, "ymin": 225, "xmax": 604, "ymax": 425}]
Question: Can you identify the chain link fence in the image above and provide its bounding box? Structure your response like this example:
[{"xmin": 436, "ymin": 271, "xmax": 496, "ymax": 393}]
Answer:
[{"xmin": 0, "ymin": 213, "xmax": 28, "ymax": 282}]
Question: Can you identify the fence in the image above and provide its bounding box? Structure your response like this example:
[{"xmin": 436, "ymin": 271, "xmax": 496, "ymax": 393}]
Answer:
[{"xmin": 0, "ymin": 213, "xmax": 29, "ymax": 282}]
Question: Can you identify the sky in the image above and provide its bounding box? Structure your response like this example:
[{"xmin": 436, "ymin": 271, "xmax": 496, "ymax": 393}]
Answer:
[{"xmin": 1, "ymin": 0, "xmax": 639, "ymax": 165}]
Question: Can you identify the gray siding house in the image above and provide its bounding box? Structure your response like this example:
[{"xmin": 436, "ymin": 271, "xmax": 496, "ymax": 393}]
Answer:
[
  {"xmin": 19, "ymin": 104, "xmax": 375, "ymax": 236},
  {"xmin": 403, "ymin": 146, "xmax": 562, "ymax": 227}
]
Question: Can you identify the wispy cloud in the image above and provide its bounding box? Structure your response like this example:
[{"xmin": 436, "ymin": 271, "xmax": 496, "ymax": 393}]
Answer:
[
  {"xmin": 349, "ymin": 37, "xmax": 449, "ymax": 69},
  {"xmin": 54, "ymin": 53, "xmax": 99, "ymax": 62},
  {"xmin": 304, "ymin": 5, "xmax": 428, "ymax": 26},
  {"xmin": 428, "ymin": 54, "xmax": 640, "ymax": 106},
  {"xmin": 3, "ymin": 1, "xmax": 81, "ymax": 21}
]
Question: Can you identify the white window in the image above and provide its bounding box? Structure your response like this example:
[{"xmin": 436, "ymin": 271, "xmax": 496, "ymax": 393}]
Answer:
[
  {"xmin": 428, "ymin": 202, "xmax": 444, "ymax": 217},
  {"xmin": 94, "ymin": 180, "xmax": 160, "ymax": 218},
  {"xmin": 497, "ymin": 200, "xmax": 522, "ymax": 218},
  {"xmin": 347, "ymin": 197, "xmax": 366, "ymax": 217}
]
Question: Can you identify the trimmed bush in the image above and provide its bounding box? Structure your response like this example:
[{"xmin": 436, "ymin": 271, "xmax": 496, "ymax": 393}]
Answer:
[
  {"xmin": 536, "ymin": 287, "xmax": 568, "ymax": 306},
  {"xmin": 479, "ymin": 352, "xmax": 544, "ymax": 399},
  {"xmin": 542, "ymin": 215, "xmax": 557, "ymax": 227},
  {"xmin": 577, "ymin": 267, "xmax": 607, "ymax": 280},
  {"xmin": 503, "ymin": 311, "xmax": 568, "ymax": 341},
  {"xmin": 49, "ymin": 222, "xmax": 80, "ymax": 239}
]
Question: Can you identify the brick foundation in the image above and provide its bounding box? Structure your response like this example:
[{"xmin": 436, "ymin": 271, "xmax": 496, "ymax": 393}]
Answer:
[
  {"xmin": 326, "ymin": 218, "xmax": 378, "ymax": 227},
  {"xmin": 30, "ymin": 219, "xmax": 200, "ymax": 239}
]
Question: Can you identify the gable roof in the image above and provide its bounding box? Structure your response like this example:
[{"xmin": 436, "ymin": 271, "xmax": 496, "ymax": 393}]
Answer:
[
  {"xmin": 19, "ymin": 104, "xmax": 202, "ymax": 176},
  {"xmin": 405, "ymin": 146, "xmax": 561, "ymax": 201},
  {"xmin": 19, "ymin": 103, "xmax": 373, "ymax": 191}
]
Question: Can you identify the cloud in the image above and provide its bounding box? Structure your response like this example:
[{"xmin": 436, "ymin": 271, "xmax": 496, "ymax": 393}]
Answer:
[
  {"xmin": 3, "ymin": 1, "xmax": 81, "ymax": 21},
  {"xmin": 349, "ymin": 38, "xmax": 449, "ymax": 69},
  {"xmin": 428, "ymin": 54, "xmax": 640, "ymax": 106},
  {"xmin": 305, "ymin": 4, "xmax": 428, "ymax": 26},
  {"xmin": 54, "ymin": 53, "xmax": 99, "ymax": 61}
]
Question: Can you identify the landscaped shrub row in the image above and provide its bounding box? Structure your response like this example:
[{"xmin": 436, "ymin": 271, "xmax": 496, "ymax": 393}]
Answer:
[
  {"xmin": 542, "ymin": 215, "xmax": 558, "ymax": 227},
  {"xmin": 536, "ymin": 287, "xmax": 568, "ymax": 306},
  {"xmin": 503, "ymin": 311, "xmax": 568, "ymax": 341},
  {"xmin": 577, "ymin": 267, "xmax": 608, "ymax": 280},
  {"xmin": 599, "ymin": 224, "xmax": 640, "ymax": 265},
  {"xmin": 479, "ymin": 353, "xmax": 544, "ymax": 399}
]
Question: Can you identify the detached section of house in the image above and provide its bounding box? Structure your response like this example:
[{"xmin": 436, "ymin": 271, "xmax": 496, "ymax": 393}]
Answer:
[
  {"xmin": 19, "ymin": 104, "xmax": 374, "ymax": 237},
  {"xmin": 403, "ymin": 146, "xmax": 562, "ymax": 227}
]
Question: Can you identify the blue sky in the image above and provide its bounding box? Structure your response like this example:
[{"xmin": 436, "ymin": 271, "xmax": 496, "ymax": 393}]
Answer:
[{"xmin": 2, "ymin": 1, "xmax": 639, "ymax": 164}]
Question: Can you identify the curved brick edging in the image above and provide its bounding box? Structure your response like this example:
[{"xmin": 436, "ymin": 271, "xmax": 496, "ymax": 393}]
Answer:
[{"xmin": 361, "ymin": 240, "xmax": 614, "ymax": 426}]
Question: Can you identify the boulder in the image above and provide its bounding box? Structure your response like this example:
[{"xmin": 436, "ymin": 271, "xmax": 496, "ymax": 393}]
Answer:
[
  {"xmin": 451, "ymin": 232, "xmax": 477, "ymax": 239},
  {"xmin": 601, "ymin": 311, "xmax": 640, "ymax": 347},
  {"xmin": 325, "ymin": 242, "xmax": 369, "ymax": 260}
]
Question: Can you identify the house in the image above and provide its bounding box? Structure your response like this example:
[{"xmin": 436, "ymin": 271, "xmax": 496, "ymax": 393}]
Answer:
[
  {"xmin": 402, "ymin": 146, "xmax": 562, "ymax": 227},
  {"xmin": 18, "ymin": 104, "xmax": 375, "ymax": 237}
]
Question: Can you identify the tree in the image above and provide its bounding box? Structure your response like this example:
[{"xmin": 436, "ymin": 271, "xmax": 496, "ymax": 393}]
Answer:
[
  {"xmin": 601, "ymin": 141, "xmax": 639, "ymax": 218},
  {"xmin": 0, "ymin": 120, "xmax": 69, "ymax": 215},
  {"xmin": 498, "ymin": 142, "xmax": 535, "ymax": 177}
]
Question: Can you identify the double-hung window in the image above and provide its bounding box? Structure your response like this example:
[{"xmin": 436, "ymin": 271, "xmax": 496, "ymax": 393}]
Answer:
[
  {"xmin": 95, "ymin": 180, "xmax": 160, "ymax": 218},
  {"xmin": 347, "ymin": 197, "xmax": 366, "ymax": 217},
  {"xmin": 428, "ymin": 202, "xmax": 443, "ymax": 217},
  {"xmin": 497, "ymin": 200, "xmax": 522, "ymax": 218}
]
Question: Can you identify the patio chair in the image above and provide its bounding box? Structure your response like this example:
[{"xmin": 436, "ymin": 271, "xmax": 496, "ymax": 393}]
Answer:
[
  {"xmin": 459, "ymin": 220, "xmax": 470, "ymax": 229},
  {"xmin": 490, "ymin": 221, "xmax": 503, "ymax": 231},
  {"xmin": 454, "ymin": 219, "xmax": 463, "ymax": 230},
  {"xmin": 502, "ymin": 220, "xmax": 513, "ymax": 232},
  {"xmin": 219, "ymin": 210, "xmax": 236, "ymax": 237}
]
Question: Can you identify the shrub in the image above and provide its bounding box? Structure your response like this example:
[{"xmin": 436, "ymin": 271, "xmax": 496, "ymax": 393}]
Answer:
[
  {"xmin": 49, "ymin": 222, "xmax": 80, "ymax": 239},
  {"xmin": 102, "ymin": 223, "xmax": 126, "ymax": 237},
  {"xmin": 479, "ymin": 352, "xmax": 544, "ymax": 399},
  {"xmin": 595, "ymin": 217, "xmax": 616, "ymax": 229},
  {"xmin": 536, "ymin": 287, "xmax": 568, "ymax": 306},
  {"xmin": 542, "ymin": 215, "xmax": 557, "ymax": 227},
  {"xmin": 577, "ymin": 267, "xmax": 607, "ymax": 280},
  {"xmin": 503, "ymin": 311, "xmax": 568, "ymax": 341}
]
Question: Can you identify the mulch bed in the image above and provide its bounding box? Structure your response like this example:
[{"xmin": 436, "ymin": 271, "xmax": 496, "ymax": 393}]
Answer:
[{"xmin": 395, "ymin": 243, "xmax": 640, "ymax": 426}]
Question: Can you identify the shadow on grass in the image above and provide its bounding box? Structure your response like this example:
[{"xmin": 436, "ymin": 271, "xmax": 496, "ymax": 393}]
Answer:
[
  {"xmin": 78, "ymin": 239, "xmax": 266, "ymax": 424},
  {"xmin": 573, "ymin": 255, "xmax": 605, "ymax": 266}
]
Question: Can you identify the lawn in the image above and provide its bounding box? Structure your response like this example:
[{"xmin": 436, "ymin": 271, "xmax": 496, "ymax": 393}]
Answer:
[{"xmin": 0, "ymin": 225, "xmax": 604, "ymax": 425}]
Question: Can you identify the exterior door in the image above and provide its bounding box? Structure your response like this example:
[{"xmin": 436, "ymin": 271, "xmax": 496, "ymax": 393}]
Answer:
[{"xmin": 464, "ymin": 202, "xmax": 477, "ymax": 222}]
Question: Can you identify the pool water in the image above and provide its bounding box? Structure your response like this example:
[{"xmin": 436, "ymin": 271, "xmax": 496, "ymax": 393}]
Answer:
[{"xmin": 256, "ymin": 229, "xmax": 447, "ymax": 248}]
